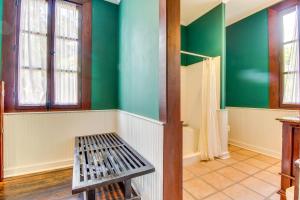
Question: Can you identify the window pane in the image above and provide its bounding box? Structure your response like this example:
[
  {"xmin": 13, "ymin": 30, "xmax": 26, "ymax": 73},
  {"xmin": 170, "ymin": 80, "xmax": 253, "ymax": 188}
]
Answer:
[
  {"xmin": 281, "ymin": 6, "xmax": 300, "ymax": 106},
  {"xmin": 54, "ymin": 0, "xmax": 80, "ymax": 106},
  {"xmin": 19, "ymin": 69, "xmax": 47, "ymax": 105},
  {"xmin": 18, "ymin": 0, "xmax": 48, "ymax": 106},
  {"xmin": 282, "ymin": 7, "xmax": 298, "ymax": 43},
  {"xmin": 283, "ymin": 42, "xmax": 299, "ymax": 72},
  {"xmin": 283, "ymin": 73, "xmax": 300, "ymax": 104}
]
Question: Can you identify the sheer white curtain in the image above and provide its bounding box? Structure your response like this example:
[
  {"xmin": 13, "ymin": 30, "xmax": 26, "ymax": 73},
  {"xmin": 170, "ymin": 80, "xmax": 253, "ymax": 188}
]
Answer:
[
  {"xmin": 198, "ymin": 58, "xmax": 222, "ymax": 160},
  {"xmin": 282, "ymin": 7, "xmax": 300, "ymax": 104},
  {"xmin": 54, "ymin": 0, "xmax": 80, "ymax": 105},
  {"xmin": 18, "ymin": 0, "xmax": 48, "ymax": 105}
]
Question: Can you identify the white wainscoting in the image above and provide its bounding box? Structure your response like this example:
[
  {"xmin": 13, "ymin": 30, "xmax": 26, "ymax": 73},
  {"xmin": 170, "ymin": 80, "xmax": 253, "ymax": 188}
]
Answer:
[
  {"xmin": 4, "ymin": 110, "xmax": 117, "ymax": 177},
  {"xmin": 117, "ymin": 110, "xmax": 164, "ymax": 200},
  {"xmin": 4, "ymin": 109, "xmax": 165, "ymax": 200},
  {"xmin": 228, "ymin": 107, "xmax": 299, "ymax": 158}
]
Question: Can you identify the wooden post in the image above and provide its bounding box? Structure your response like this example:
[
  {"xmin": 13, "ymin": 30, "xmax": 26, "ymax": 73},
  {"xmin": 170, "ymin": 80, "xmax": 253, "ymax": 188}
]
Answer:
[{"xmin": 159, "ymin": 0, "xmax": 182, "ymax": 199}]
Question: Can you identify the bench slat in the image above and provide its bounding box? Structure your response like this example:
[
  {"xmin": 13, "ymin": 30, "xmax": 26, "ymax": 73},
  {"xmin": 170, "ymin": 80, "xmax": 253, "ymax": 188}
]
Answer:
[{"xmin": 72, "ymin": 133, "xmax": 155, "ymax": 194}]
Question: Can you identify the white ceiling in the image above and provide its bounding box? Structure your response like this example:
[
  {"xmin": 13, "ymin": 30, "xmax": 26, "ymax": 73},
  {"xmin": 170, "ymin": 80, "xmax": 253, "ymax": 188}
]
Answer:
[
  {"xmin": 181, "ymin": 0, "xmax": 222, "ymax": 26},
  {"xmin": 225, "ymin": 0, "xmax": 282, "ymax": 25},
  {"xmin": 181, "ymin": 0, "xmax": 283, "ymax": 26}
]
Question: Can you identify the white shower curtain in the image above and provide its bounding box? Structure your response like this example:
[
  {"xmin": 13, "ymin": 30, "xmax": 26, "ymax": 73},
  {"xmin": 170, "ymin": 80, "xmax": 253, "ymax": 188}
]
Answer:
[{"xmin": 198, "ymin": 58, "xmax": 222, "ymax": 160}]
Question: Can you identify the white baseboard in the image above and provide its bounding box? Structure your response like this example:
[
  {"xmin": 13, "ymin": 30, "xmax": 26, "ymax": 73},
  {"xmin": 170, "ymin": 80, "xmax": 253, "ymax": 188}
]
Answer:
[
  {"xmin": 229, "ymin": 139, "xmax": 281, "ymax": 159},
  {"xmin": 4, "ymin": 159, "xmax": 73, "ymax": 178},
  {"xmin": 183, "ymin": 151, "xmax": 231, "ymax": 166}
]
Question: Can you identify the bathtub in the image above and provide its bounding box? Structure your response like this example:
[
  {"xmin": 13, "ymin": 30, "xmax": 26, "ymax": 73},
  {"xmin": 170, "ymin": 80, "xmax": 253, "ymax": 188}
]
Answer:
[
  {"xmin": 183, "ymin": 126, "xmax": 197, "ymax": 156},
  {"xmin": 183, "ymin": 110, "xmax": 230, "ymax": 166},
  {"xmin": 183, "ymin": 126, "xmax": 202, "ymax": 166}
]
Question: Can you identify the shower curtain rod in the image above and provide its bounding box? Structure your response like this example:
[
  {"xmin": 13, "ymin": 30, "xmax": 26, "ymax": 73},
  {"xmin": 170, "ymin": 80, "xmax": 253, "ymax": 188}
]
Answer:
[{"xmin": 181, "ymin": 51, "xmax": 212, "ymax": 59}]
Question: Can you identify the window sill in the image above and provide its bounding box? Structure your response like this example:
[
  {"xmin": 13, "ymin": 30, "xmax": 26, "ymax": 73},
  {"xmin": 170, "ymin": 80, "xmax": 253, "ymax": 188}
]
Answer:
[
  {"xmin": 279, "ymin": 104, "xmax": 300, "ymax": 110},
  {"xmin": 8, "ymin": 104, "xmax": 91, "ymax": 113},
  {"xmin": 4, "ymin": 109, "xmax": 116, "ymax": 115}
]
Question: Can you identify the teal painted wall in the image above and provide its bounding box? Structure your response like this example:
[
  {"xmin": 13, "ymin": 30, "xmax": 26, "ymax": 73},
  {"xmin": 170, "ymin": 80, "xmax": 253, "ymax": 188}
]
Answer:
[
  {"xmin": 186, "ymin": 4, "xmax": 225, "ymax": 66},
  {"xmin": 226, "ymin": 9, "xmax": 269, "ymax": 108},
  {"xmin": 181, "ymin": 4, "xmax": 226, "ymax": 108},
  {"xmin": 91, "ymin": 0, "xmax": 119, "ymax": 110},
  {"xmin": 118, "ymin": 0, "xmax": 159, "ymax": 119},
  {"xmin": 181, "ymin": 25, "xmax": 187, "ymax": 66}
]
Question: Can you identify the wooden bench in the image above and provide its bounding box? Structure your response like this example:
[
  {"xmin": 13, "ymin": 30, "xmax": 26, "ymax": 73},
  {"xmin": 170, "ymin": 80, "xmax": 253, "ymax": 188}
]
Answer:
[{"xmin": 72, "ymin": 133, "xmax": 155, "ymax": 200}]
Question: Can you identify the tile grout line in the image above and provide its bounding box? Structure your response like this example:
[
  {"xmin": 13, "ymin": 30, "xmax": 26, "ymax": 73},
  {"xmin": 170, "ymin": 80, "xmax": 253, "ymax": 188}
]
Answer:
[
  {"xmin": 218, "ymin": 151, "xmax": 280, "ymax": 199},
  {"xmin": 183, "ymin": 147, "xmax": 281, "ymax": 200},
  {"xmin": 222, "ymin": 147, "xmax": 281, "ymax": 199}
]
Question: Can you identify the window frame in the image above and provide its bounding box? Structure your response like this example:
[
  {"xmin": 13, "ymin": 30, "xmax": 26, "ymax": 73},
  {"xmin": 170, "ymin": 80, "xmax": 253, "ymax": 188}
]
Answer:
[
  {"xmin": 49, "ymin": 0, "xmax": 83, "ymax": 110},
  {"xmin": 2, "ymin": 0, "xmax": 91, "ymax": 112},
  {"xmin": 269, "ymin": 0, "xmax": 300, "ymax": 109}
]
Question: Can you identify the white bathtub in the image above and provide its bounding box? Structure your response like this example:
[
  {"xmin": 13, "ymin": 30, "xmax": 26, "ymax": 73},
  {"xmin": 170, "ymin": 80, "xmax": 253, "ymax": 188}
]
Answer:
[
  {"xmin": 183, "ymin": 110, "xmax": 230, "ymax": 166},
  {"xmin": 183, "ymin": 126, "xmax": 201, "ymax": 166},
  {"xmin": 183, "ymin": 126, "xmax": 197, "ymax": 156}
]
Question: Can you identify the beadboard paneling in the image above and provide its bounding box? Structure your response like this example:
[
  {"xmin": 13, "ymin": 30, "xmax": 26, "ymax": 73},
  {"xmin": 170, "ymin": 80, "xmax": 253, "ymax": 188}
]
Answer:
[
  {"xmin": 117, "ymin": 110, "xmax": 164, "ymax": 200},
  {"xmin": 4, "ymin": 110, "xmax": 117, "ymax": 177}
]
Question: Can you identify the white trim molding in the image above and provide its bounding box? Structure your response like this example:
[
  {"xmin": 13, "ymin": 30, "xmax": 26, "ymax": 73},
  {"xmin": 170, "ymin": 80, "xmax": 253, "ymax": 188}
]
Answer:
[
  {"xmin": 117, "ymin": 110, "xmax": 164, "ymax": 125},
  {"xmin": 229, "ymin": 139, "xmax": 281, "ymax": 159},
  {"xmin": 5, "ymin": 159, "xmax": 73, "ymax": 178}
]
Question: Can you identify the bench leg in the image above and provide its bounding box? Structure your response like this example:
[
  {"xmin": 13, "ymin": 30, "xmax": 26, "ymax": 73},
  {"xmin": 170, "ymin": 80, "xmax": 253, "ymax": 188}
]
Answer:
[
  {"xmin": 86, "ymin": 190, "xmax": 95, "ymax": 200},
  {"xmin": 124, "ymin": 179, "xmax": 132, "ymax": 199}
]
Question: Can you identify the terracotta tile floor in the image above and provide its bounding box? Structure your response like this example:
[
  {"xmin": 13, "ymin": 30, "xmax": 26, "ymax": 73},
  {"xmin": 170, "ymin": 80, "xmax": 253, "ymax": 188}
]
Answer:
[{"xmin": 183, "ymin": 145, "xmax": 281, "ymax": 200}]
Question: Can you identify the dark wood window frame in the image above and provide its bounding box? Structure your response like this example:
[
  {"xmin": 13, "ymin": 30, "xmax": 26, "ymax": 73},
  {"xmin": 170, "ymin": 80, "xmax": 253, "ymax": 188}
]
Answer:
[
  {"xmin": 2, "ymin": 0, "xmax": 91, "ymax": 112},
  {"xmin": 269, "ymin": 0, "xmax": 300, "ymax": 109}
]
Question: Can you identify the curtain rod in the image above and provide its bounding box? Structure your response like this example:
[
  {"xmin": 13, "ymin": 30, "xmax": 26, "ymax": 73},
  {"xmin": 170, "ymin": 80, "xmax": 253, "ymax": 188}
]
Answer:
[{"xmin": 180, "ymin": 51, "xmax": 212, "ymax": 59}]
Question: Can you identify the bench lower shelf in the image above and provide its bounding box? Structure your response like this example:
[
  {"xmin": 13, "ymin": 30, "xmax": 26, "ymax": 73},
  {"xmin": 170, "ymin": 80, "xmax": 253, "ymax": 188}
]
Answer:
[{"xmin": 83, "ymin": 182, "xmax": 141, "ymax": 200}]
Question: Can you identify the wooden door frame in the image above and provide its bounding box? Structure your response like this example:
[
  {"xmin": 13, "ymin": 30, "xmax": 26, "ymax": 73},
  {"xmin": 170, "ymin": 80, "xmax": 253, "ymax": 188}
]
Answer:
[{"xmin": 159, "ymin": 0, "xmax": 182, "ymax": 199}]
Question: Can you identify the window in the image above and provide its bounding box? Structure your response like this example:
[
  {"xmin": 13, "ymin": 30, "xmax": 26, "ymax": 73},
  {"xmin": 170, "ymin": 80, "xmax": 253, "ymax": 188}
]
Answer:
[
  {"xmin": 269, "ymin": 0, "xmax": 300, "ymax": 109},
  {"xmin": 54, "ymin": 1, "xmax": 81, "ymax": 106},
  {"xmin": 17, "ymin": 0, "xmax": 81, "ymax": 108},
  {"xmin": 281, "ymin": 7, "xmax": 300, "ymax": 106},
  {"xmin": 1, "ymin": 0, "xmax": 91, "ymax": 112},
  {"xmin": 18, "ymin": 0, "xmax": 48, "ymax": 106}
]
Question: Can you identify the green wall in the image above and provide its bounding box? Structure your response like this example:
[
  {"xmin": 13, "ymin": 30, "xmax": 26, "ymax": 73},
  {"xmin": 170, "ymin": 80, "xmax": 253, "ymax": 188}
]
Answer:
[
  {"xmin": 226, "ymin": 9, "xmax": 269, "ymax": 108},
  {"xmin": 185, "ymin": 4, "xmax": 225, "ymax": 66},
  {"xmin": 0, "ymin": 0, "xmax": 162, "ymax": 118},
  {"xmin": 181, "ymin": 4, "xmax": 226, "ymax": 108},
  {"xmin": 91, "ymin": 0, "xmax": 119, "ymax": 110},
  {"xmin": 118, "ymin": 0, "xmax": 159, "ymax": 119},
  {"xmin": 181, "ymin": 25, "xmax": 187, "ymax": 66}
]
